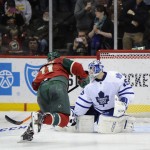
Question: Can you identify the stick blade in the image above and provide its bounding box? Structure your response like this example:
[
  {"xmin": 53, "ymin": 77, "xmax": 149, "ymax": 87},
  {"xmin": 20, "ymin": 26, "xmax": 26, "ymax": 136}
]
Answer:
[{"xmin": 5, "ymin": 115, "xmax": 22, "ymax": 125}]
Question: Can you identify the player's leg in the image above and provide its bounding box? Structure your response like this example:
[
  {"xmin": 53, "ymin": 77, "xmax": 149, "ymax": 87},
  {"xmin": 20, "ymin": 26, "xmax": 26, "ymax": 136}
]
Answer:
[
  {"xmin": 32, "ymin": 80, "xmax": 70, "ymax": 133},
  {"xmin": 20, "ymin": 79, "xmax": 70, "ymax": 140}
]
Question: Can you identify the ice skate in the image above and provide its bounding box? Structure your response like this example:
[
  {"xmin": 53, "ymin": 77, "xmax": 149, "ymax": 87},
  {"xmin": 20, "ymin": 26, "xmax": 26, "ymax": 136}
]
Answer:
[
  {"xmin": 31, "ymin": 112, "xmax": 43, "ymax": 133},
  {"xmin": 20, "ymin": 123, "xmax": 34, "ymax": 142}
]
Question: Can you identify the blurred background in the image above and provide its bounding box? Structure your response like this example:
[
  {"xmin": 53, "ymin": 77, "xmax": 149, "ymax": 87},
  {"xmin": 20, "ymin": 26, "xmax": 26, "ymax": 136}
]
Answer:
[{"xmin": 0, "ymin": 0, "xmax": 150, "ymax": 56}]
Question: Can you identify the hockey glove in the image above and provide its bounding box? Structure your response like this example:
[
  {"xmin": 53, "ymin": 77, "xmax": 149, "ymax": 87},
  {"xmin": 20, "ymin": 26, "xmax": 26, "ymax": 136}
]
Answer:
[
  {"xmin": 32, "ymin": 82, "xmax": 41, "ymax": 91},
  {"xmin": 78, "ymin": 76, "xmax": 90, "ymax": 88},
  {"xmin": 120, "ymin": 97, "xmax": 128, "ymax": 107},
  {"xmin": 113, "ymin": 97, "xmax": 128, "ymax": 117},
  {"xmin": 67, "ymin": 109, "xmax": 77, "ymax": 126}
]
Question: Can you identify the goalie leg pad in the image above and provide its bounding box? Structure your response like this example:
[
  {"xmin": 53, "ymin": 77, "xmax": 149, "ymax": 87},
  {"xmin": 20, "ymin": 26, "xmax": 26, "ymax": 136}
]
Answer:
[
  {"xmin": 97, "ymin": 115, "xmax": 135, "ymax": 134},
  {"xmin": 54, "ymin": 115, "xmax": 94, "ymax": 133},
  {"xmin": 123, "ymin": 115, "xmax": 135, "ymax": 132},
  {"xmin": 76, "ymin": 115, "xmax": 94, "ymax": 133}
]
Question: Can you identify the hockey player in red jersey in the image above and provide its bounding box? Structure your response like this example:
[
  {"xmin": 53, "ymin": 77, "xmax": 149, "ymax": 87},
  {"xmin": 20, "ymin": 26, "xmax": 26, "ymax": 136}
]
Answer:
[{"xmin": 21, "ymin": 51, "xmax": 89, "ymax": 141}]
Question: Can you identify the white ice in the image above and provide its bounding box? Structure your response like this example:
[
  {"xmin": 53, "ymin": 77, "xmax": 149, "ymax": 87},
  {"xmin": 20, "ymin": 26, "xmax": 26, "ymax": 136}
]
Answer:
[{"xmin": 0, "ymin": 111, "xmax": 150, "ymax": 150}]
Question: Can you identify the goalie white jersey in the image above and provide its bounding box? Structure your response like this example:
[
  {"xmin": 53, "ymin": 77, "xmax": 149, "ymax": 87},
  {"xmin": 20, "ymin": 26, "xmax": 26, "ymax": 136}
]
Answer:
[{"xmin": 74, "ymin": 71, "xmax": 134, "ymax": 116}]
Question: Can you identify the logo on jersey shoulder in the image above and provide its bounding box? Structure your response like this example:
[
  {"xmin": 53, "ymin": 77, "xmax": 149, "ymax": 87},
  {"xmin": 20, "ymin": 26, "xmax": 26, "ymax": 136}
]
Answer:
[
  {"xmin": 24, "ymin": 63, "xmax": 41, "ymax": 95},
  {"xmin": 96, "ymin": 91, "xmax": 109, "ymax": 107},
  {"xmin": 116, "ymin": 73, "xmax": 122, "ymax": 79}
]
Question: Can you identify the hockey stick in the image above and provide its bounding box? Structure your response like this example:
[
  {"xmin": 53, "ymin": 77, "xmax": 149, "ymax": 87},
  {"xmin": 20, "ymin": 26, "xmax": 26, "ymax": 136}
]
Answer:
[
  {"xmin": 68, "ymin": 84, "xmax": 79, "ymax": 93},
  {"xmin": 5, "ymin": 115, "xmax": 31, "ymax": 125},
  {"xmin": 5, "ymin": 85, "xmax": 79, "ymax": 125}
]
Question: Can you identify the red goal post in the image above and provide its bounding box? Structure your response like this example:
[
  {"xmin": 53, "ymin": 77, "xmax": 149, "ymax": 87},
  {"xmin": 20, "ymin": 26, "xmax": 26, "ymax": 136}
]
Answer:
[{"xmin": 97, "ymin": 50, "xmax": 150, "ymax": 117}]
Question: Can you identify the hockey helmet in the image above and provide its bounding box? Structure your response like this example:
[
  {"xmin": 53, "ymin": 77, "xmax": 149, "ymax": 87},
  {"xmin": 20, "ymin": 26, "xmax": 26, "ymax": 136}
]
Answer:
[
  {"xmin": 47, "ymin": 51, "xmax": 60, "ymax": 61},
  {"xmin": 88, "ymin": 60, "xmax": 104, "ymax": 78}
]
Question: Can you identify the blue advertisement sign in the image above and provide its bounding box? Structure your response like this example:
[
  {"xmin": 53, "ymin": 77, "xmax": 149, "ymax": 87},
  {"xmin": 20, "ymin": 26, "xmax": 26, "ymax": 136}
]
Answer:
[
  {"xmin": 24, "ymin": 63, "xmax": 41, "ymax": 95},
  {"xmin": 0, "ymin": 63, "xmax": 20, "ymax": 95}
]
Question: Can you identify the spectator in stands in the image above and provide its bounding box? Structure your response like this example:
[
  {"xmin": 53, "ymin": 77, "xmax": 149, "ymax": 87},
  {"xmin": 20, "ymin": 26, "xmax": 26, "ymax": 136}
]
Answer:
[
  {"xmin": 72, "ymin": 30, "xmax": 90, "ymax": 55},
  {"xmin": 0, "ymin": 33, "xmax": 9, "ymax": 54},
  {"xmin": 27, "ymin": 0, "xmax": 41, "ymax": 20},
  {"xmin": 88, "ymin": 4, "xmax": 114, "ymax": 55},
  {"xmin": 8, "ymin": 28, "xmax": 24, "ymax": 54},
  {"xmin": 119, "ymin": 0, "xmax": 149, "ymax": 49},
  {"xmin": 26, "ymin": 8, "xmax": 49, "ymax": 55},
  {"xmin": 14, "ymin": 0, "xmax": 32, "ymax": 25},
  {"xmin": 1, "ymin": 26, "xmax": 24, "ymax": 54},
  {"xmin": 39, "ymin": 8, "xmax": 49, "ymax": 54},
  {"xmin": 28, "ymin": 0, "xmax": 49, "ymax": 20},
  {"xmin": 94, "ymin": 0, "xmax": 113, "ymax": 20},
  {"xmin": 27, "ymin": 37, "xmax": 40, "ymax": 55},
  {"xmin": 74, "ymin": 0, "xmax": 95, "ymax": 32},
  {"xmin": 3, "ymin": 0, "xmax": 25, "ymax": 28},
  {"xmin": 0, "ymin": 8, "xmax": 25, "ymax": 54}
]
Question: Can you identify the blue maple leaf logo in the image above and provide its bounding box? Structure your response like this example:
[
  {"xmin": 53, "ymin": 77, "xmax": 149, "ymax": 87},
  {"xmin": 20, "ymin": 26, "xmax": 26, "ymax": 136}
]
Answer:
[{"xmin": 96, "ymin": 91, "xmax": 109, "ymax": 107}]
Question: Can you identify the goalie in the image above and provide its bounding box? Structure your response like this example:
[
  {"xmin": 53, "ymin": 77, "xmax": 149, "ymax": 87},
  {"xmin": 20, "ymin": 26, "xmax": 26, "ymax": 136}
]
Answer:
[{"xmin": 70, "ymin": 60, "xmax": 135, "ymax": 133}]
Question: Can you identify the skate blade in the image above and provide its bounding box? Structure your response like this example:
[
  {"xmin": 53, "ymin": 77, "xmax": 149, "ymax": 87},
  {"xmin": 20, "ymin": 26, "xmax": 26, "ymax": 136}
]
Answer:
[{"xmin": 17, "ymin": 136, "xmax": 33, "ymax": 143}]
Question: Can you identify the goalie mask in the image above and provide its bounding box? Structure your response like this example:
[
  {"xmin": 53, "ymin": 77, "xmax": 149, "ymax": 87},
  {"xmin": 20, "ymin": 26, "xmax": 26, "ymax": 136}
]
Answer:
[
  {"xmin": 47, "ymin": 52, "xmax": 60, "ymax": 61},
  {"xmin": 88, "ymin": 60, "xmax": 104, "ymax": 79}
]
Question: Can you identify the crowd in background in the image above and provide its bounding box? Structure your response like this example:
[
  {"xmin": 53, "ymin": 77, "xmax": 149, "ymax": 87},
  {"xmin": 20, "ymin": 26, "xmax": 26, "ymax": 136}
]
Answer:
[
  {"xmin": 0, "ymin": 0, "xmax": 49, "ymax": 55},
  {"xmin": 0, "ymin": 0, "xmax": 150, "ymax": 56}
]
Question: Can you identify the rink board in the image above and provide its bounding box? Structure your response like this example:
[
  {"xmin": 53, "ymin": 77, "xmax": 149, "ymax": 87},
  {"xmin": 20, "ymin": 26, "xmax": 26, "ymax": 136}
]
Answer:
[{"xmin": 0, "ymin": 51, "xmax": 150, "ymax": 116}]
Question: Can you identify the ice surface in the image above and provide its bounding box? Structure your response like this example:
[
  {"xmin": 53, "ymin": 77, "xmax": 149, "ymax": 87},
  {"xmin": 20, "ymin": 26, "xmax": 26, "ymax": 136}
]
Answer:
[{"xmin": 0, "ymin": 111, "xmax": 150, "ymax": 150}]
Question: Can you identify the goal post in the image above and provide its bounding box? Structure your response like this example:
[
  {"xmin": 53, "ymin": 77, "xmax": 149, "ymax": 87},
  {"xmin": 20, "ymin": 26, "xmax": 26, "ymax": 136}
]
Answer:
[{"xmin": 96, "ymin": 50, "xmax": 150, "ymax": 117}]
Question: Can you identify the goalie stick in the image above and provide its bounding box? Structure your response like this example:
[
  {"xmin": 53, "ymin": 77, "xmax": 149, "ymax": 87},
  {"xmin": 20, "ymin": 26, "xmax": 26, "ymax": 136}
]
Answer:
[{"xmin": 5, "ymin": 85, "xmax": 79, "ymax": 125}]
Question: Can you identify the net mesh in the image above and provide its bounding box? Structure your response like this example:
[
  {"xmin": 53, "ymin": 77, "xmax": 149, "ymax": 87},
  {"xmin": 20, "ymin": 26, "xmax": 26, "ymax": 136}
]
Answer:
[{"xmin": 97, "ymin": 50, "xmax": 150, "ymax": 117}]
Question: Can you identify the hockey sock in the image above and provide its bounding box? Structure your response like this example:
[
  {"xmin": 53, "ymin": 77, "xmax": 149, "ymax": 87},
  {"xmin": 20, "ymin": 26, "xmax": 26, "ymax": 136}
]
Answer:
[{"xmin": 43, "ymin": 113, "xmax": 69, "ymax": 127}]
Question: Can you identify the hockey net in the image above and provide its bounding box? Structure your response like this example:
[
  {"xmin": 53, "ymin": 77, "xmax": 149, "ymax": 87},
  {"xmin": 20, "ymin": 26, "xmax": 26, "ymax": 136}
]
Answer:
[{"xmin": 97, "ymin": 50, "xmax": 150, "ymax": 118}]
